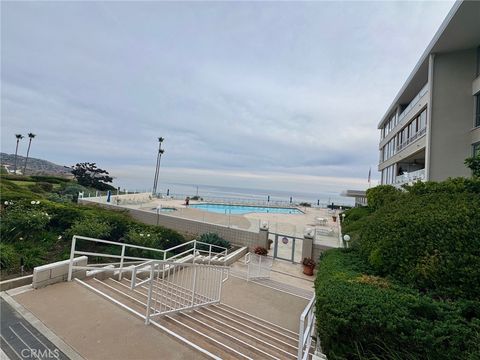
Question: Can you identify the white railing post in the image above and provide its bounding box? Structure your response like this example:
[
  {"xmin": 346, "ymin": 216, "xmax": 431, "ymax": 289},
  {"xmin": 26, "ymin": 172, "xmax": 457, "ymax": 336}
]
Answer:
[
  {"xmin": 145, "ymin": 264, "xmax": 154, "ymax": 325},
  {"xmin": 191, "ymin": 264, "xmax": 197, "ymax": 309},
  {"xmin": 118, "ymin": 244, "xmax": 126, "ymax": 281},
  {"xmin": 192, "ymin": 240, "xmax": 197, "ymax": 264},
  {"xmin": 67, "ymin": 236, "xmax": 77, "ymax": 281},
  {"xmin": 298, "ymin": 317, "xmax": 305, "ymax": 360},
  {"xmin": 208, "ymin": 244, "xmax": 212, "ymax": 265}
]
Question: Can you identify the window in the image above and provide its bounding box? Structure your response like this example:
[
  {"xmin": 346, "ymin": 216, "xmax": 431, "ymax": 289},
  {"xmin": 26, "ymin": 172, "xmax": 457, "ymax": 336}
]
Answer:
[
  {"xmin": 418, "ymin": 109, "xmax": 427, "ymax": 131},
  {"xmin": 474, "ymin": 142, "xmax": 480, "ymax": 156},
  {"xmin": 475, "ymin": 94, "xmax": 480, "ymax": 128},
  {"xmin": 476, "ymin": 46, "xmax": 480, "ymax": 77}
]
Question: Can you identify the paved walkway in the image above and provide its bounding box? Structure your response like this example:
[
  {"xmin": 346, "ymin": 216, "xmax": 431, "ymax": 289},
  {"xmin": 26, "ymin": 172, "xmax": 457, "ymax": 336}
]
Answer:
[
  {"xmin": 0, "ymin": 297, "xmax": 69, "ymax": 360},
  {"xmin": 13, "ymin": 282, "xmax": 206, "ymax": 360}
]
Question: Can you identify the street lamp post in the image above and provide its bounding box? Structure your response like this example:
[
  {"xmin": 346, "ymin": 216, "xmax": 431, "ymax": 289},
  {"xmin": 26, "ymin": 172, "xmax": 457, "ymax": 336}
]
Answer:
[{"xmin": 152, "ymin": 137, "xmax": 165, "ymax": 195}]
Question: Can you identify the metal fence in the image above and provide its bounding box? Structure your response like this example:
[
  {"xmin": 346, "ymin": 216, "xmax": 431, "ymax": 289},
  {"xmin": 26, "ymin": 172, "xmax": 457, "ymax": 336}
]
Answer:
[
  {"xmin": 245, "ymin": 253, "xmax": 273, "ymax": 280},
  {"xmin": 130, "ymin": 260, "xmax": 229, "ymax": 323}
]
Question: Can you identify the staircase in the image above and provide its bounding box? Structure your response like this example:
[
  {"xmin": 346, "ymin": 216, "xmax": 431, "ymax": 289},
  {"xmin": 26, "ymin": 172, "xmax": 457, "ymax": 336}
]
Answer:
[{"xmin": 76, "ymin": 273, "xmax": 304, "ymax": 360}]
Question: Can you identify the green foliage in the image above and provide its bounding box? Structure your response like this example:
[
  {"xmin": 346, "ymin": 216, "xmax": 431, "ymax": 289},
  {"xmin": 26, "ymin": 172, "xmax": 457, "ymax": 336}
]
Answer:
[
  {"xmin": 357, "ymin": 183, "xmax": 480, "ymax": 300},
  {"xmin": 0, "ymin": 243, "xmax": 18, "ymax": 269},
  {"xmin": 29, "ymin": 175, "xmax": 71, "ymax": 184},
  {"xmin": 65, "ymin": 217, "xmax": 113, "ymax": 240},
  {"xmin": 366, "ymin": 185, "xmax": 403, "ymax": 210},
  {"xmin": 29, "ymin": 181, "xmax": 54, "ymax": 193},
  {"xmin": 340, "ymin": 207, "xmax": 373, "ymax": 243},
  {"xmin": 71, "ymin": 162, "xmax": 115, "ymax": 191},
  {"xmin": 0, "ymin": 177, "xmax": 187, "ymax": 276},
  {"xmin": 197, "ymin": 233, "xmax": 231, "ymax": 252},
  {"xmin": 1, "ymin": 203, "xmax": 51, "ymax": 241},
  {"xmin": 465, "ymin": 153, "xmax": 480, "ymax": 177},
  {"xmin": 315, "ymin": 250, "xmax": 480, "ymax": 360}
]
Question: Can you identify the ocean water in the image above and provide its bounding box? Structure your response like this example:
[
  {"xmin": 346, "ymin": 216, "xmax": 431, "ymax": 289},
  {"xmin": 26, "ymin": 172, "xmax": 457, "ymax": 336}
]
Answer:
[{"xmin": 148, "ymin": 182, "xmax": 354, "ymax": 207}]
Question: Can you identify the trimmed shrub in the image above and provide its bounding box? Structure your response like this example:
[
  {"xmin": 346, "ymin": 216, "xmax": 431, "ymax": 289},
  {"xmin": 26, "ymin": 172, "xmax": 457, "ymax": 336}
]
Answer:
[
  {"xmin": 197, "ymin": 233, "xmax": 230, "ymax": 252},
  {"xmin": 29, "ymin": 182, "xmax": 54, "ymax": 193},
  {"xmin": 357, "ymin": 190, "xmax": 480, "ymax": 300},
  {"xmin": 315, "ymin": 250, "xmax": 480, "ymax": 360},
  {"xmin": 366, "ymin": 185, "xmax": 403, "ymax": 210}
]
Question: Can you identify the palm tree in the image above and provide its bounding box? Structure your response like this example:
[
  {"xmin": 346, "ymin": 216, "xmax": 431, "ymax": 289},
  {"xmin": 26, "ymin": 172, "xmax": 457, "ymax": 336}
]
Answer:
[
  {"xmin": 13, "ymin": 134, "xmax": 24, "ymax": 174},
  {"xmin": 23, "ymin": 133, "xmax": 36, "ymax": 175}
]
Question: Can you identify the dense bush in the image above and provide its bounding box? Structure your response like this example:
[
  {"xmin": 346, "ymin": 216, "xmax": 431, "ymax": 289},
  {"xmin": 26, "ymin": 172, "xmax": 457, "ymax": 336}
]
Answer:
[
  {"xmin": 29, "ymin": 181, "xmax": 54, "ymax": 193},
  {"xmin": 0, "ymin": 243, "xmax": 18, "ymax": 269},
  {"xmin": 365, "ymin": 185, "xmax": 403, "ymax": 211},
  {"xmin": 0, "ymin": 177, "xmax": 188, "ymax": 276},
  {"xmin": 197, "ymin": 233, "xmax": 231, "ymax": 252},
  {"xmin": 356, "ymin": 180, "xmax": 480, "ymax": 300},
  {"xmin": 65, "ymin": 217, "xmax": 113, "ymax": 240},
  {"xmin": 315, "ymin": 250, "xmax": 480, "ymax": 360},
  {"xmin": 1, "ymin": 203, "xmax": 51, "ymax": 241}
]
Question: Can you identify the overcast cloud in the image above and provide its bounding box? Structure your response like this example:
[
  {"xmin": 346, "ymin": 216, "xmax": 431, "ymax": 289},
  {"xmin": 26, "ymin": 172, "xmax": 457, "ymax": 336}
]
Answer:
[{"xmin": 1, "ymin": 1, "xmax": 454, "ymax": 193}]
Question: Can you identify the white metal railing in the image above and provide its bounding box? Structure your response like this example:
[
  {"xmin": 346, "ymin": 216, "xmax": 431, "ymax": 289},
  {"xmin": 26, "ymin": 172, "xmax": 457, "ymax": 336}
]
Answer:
[
  {"xmin": 395, "ymin": 168, "xmax": 426, "ymax": 185},
  {"xmin": 130, "ymin": 260, "xmax": 229, "ymax": 324},
  {"xmin": 67, "ymin": 235, "xmax": 229, "ymax": 282},
  {"xmin": 396, "ymin": 127, "xmax": 426, "ymax": 152},
  {"xmin": 397, "ymin": 83, "xmax": 428, "ymax": 124},
  {"xmin": 246, "ymin": 253, "xmax": 272, "ymax": 280},
  {"xmin": 298, "ymin": 295, "xmax": 322, "ymax": 360}
]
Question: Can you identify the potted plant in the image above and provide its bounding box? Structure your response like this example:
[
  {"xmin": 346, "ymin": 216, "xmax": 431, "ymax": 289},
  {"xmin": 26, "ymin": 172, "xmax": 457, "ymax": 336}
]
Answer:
[
  {"xmin": 302, "ymin": 258, "xmax": 316, "ymax": 276},
  {"xmin": 254, "ymin": 246, "xmax": 268, "ymax": 256}
]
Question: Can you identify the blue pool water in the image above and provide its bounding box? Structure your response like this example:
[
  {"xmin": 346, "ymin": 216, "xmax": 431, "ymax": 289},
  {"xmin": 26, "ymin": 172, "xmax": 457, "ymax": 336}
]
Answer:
[{"xmin": 189, "ymin": 203, "xmax": 303, "ymax": 215}]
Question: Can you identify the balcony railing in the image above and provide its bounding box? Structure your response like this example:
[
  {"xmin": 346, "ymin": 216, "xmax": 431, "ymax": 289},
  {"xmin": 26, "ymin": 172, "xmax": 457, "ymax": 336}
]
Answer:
[
  {"xmin": 397, "ymin": 84, "xmax": 428, "ymax": 124},
  {"xmin": 396, "ymin": 127, "xmax": 426, "ymax": 152},
  {"xmin": 395, "ymin": 168, "xmax": 426, "ymax": 185}
]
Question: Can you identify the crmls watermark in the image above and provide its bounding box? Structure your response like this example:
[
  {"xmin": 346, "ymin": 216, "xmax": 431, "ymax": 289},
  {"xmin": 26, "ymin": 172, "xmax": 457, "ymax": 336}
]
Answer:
[{"xmin": 21, "ymin": 349, "xmax": 60, "ymax": 359}]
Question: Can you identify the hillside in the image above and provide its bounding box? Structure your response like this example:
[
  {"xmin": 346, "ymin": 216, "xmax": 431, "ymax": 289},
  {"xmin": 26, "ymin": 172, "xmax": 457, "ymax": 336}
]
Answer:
[{"xmin": 0, "ymin": 152, "xmax": 72, "ymax": 177}]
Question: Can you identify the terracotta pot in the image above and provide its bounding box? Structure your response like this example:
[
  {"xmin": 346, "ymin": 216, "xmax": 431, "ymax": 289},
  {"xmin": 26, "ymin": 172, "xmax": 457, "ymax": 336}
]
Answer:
[
  {"xmin": 303, "ymin": 265, "xmax": 314, "ymax": 276},
  {"xmin": 332, "ymin": 216, "xmax": 337, "ymax": 222}
]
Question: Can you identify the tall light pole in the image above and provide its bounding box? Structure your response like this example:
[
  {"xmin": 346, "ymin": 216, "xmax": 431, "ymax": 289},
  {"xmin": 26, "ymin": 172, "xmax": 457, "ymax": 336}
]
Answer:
[{"xmin": 152, "ymin": 137, "xmax": 165, "ymax": 195}]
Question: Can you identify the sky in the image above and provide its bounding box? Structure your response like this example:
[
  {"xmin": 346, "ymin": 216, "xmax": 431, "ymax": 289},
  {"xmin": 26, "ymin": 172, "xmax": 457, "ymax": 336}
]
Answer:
[{"xmin": 1, "ymin": 0, "xmax": 455, "ymax": 194}]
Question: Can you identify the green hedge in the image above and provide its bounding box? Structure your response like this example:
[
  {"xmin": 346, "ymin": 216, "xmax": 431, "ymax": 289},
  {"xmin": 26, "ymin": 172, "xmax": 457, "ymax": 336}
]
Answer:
[
  {"xmin": 356, "ymin": 180, "xmax": 480, "ymax": 300},
  {"xmin": 315, "ymin": 250, "xmax": 480, "ymax": 360}
]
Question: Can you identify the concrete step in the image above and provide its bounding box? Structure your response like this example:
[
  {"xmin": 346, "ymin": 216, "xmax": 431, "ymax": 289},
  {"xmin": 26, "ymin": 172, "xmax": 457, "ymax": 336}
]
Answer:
[
  {"xmin": 214, "ymin": 303, "xmax": 299, "ymax": 339},
  {"xmin": 79, "ymin": 276, "xmax": 305, "ymax": 360},
  {"xmin": 190, "ymin": 308, "xmax": 297, "ymax": 359}
]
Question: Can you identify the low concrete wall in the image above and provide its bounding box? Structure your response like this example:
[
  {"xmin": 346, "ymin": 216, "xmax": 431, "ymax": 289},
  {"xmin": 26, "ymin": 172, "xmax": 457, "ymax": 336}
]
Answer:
[
  {"xmin": 312, "ymin": 244, "xmax": 336, "ymax": 262},
  {"xmin": 78, "ymin": 200, "xmax": 269, "ymax": 250},
  {"xmin": 33, "ymin": 256, "xmax": 87, "ymax": 289},
  {"xmin": 0, "ymin": 275, "xmax": 33, "ymax": 291}
]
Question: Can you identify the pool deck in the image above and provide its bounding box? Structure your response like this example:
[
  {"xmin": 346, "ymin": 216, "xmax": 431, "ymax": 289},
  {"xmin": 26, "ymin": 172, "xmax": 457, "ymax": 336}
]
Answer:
[{"xmin": 86, "ymin": 195, "xmax": 342, "ymax": 247}]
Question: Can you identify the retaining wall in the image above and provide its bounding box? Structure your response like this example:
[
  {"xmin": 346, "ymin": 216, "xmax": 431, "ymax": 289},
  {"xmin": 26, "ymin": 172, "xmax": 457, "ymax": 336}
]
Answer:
[{"xmin": 78, "ymin": 200, "xmax": 269, "ymax": 250}]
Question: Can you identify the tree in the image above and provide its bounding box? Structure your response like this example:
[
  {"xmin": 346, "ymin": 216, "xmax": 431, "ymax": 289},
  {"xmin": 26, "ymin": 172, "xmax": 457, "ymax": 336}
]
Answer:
[
  {"xmin": 13, "ymin": 134, "xmax": 24, "ymax": 174},
  {"xmin": 22, "ymin": 133, "xmax": 36, "ymax": 175},
  {"xmin": 71, "ymin": 162, "xmax": 115, "ymax": 190},
  {"xmin": 465, "ymin": 153, "xmax": 480, "ymax": 178}
]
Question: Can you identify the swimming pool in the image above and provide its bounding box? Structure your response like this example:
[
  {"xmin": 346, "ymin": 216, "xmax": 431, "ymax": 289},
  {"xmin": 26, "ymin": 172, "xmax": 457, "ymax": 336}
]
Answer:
[{"xmin": 189, "ymin": 203, "xmax": 304, "ymax": 215}]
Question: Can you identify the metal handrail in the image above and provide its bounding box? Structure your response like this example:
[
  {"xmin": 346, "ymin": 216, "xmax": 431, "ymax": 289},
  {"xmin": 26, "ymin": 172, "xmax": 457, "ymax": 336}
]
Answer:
[
  {"xmin": 128, "ymin": 259, "xmax": 229, "ymax": 324},
  {"xmin": 298, "ymin": 295, "xmax": 317, "ymax": 360},
  {"xmin": 67, "ymin": 235, "xmax": 229, "ymax": 282}
]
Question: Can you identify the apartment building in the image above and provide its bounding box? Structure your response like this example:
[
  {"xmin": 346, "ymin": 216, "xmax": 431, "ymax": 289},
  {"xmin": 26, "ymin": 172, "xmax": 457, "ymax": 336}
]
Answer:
[{"xmin": 377, "ymin": 0, "xmax": 480, "ymax": 186}]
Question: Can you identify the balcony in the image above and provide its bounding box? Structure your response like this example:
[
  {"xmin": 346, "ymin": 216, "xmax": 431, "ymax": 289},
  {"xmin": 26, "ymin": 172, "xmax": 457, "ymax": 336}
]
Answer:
[
  {"xmin": 397, "ymin": 84, "xmax": 428, "ymax": 124},
  {"xmin": 396, "ymin": 127, "xmax": 426, "ymax": 152},
  {"xmin": 395, "ymin": 168, "xmax": 426, "ymax": 185}
]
